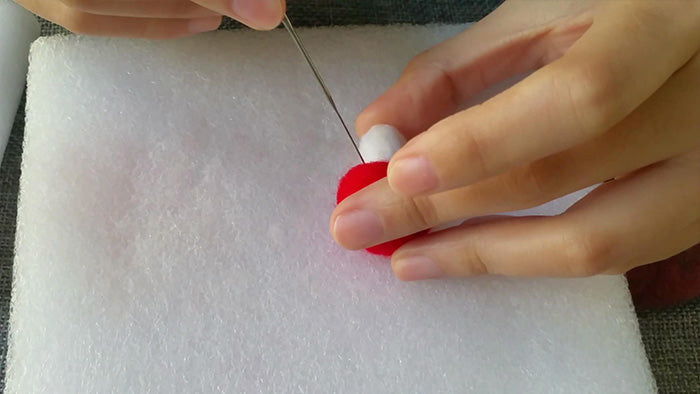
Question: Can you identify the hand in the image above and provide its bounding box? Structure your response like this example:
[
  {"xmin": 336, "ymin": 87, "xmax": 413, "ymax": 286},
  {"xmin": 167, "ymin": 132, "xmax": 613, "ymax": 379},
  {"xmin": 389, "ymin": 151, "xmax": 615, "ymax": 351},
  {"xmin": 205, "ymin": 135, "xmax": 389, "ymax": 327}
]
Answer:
[
  {"xmin": 331, "ymin": 0, "xmax": 700, "ymax": 281},
  {"xmin": 17, "ymin": 0, "xmax": 285, "ymax": 38}
]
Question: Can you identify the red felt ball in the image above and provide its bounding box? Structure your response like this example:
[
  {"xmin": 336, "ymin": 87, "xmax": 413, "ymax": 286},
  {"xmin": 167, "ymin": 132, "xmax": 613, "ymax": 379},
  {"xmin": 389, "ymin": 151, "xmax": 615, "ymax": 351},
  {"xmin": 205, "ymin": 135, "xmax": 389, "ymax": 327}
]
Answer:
[
  {"xmin": 336, "ymin": 162, "xmax": 390, "ymax": 204},
  {"xmin": 337, "ymin": 161, "xmax": 427, "ymax": 257}
]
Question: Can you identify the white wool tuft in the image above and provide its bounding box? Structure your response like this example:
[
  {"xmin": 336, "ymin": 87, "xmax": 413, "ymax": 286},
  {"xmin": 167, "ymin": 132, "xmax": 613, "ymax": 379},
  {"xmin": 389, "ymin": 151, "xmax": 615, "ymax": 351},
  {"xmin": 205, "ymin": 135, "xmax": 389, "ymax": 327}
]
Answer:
[{"xmin": 359, "ymin": 124, "xmax": 406, "ymax": 162}]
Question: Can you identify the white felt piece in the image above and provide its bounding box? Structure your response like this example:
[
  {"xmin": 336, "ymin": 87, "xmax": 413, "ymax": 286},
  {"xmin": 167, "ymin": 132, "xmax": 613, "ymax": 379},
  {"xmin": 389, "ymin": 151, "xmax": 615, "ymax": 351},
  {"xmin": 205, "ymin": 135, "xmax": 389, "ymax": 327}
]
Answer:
[
  {"xmin": 8, "ymin": 26, "xmax": 655, "ymax": 393},
  {"xmin": 359, "ymin": 124, "xmax": 406, "ymax": 162},
  {"xmin": 0, "ymin": 0, "xmax": 40, "ymax": 161}
]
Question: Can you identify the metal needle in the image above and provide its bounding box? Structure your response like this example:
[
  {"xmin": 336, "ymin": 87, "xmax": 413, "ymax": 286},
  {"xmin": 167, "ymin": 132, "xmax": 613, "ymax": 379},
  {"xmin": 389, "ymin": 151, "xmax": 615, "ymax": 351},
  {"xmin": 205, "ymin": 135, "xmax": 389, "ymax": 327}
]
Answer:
[{"xmin": 281, "ymin": 15, "xmax": 365, "ymax": 163}]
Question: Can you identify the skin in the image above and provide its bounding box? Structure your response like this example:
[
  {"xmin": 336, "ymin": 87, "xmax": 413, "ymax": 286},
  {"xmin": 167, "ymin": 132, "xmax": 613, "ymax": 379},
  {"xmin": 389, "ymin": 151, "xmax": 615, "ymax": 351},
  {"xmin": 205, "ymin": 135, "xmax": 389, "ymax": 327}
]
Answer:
[
  {"xmin": 330, "ymin": 0, "xmax": 700, "ymax": 281},
  {"xmin": 15, "ymin": 0, "xmax": 286, "ymax": 38},
  {"xmin": 17, "ymin": 0, "xmax": 699, "ymax": 281}
]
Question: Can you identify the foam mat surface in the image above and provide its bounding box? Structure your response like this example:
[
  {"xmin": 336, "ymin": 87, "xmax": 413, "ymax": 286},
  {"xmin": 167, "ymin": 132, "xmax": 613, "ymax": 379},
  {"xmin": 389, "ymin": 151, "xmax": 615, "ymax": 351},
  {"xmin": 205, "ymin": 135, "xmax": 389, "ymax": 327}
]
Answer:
[{"xmin": 7, "ymin": 26, "xmax": 654, "ymax": 393}]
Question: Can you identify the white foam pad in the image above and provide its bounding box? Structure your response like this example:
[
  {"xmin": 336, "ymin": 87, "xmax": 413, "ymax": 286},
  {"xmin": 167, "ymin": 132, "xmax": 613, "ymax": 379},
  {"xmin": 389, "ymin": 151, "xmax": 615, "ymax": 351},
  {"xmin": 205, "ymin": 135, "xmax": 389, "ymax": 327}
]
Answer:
[
  {"xmin": 0, "ymin": 0, "xmax": 40, "ymax": 161},
  {"xmin": 7, "ymin": 26, "xmax": 655, "ymax": 393}
]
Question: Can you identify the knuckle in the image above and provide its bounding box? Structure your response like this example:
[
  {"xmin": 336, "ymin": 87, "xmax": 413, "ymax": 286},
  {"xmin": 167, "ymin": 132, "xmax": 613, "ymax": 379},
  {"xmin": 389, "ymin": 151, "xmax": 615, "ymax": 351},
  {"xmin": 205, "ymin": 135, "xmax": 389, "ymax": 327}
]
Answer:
[
  {"xmin": 459, "ymin": 246, "xmax": 491, "ymax": 276},
  {"xmin": 405, "ymin": 50, "xmax": 433, "ymax": 74},
  {"xmin": 436, "ymin": 127, "xmax": 496, "ymax": 178},
  {"xmin": 404, "ymin": 51, "xmax": 461, "ymax": 108},
  {"xmin": 501, "ymin": 164, "xmax": 555, "ymax": 208},
  {"xmin": 563, "ymin": 230, "xmax": 616, "ymax": 276},
  {"xmin": 456, "ymin": 129, "xmax": 491, "ymax": 179},
  {"xmin": 556, "ymin": 61, "xmax": 620, "ymax": 136},
  {"xmin": 626, "ymin": 3, "xmax": 673, "ymax": 32},
  {"xmin": 402, "ymin": 195, "xmax": 440, "ymax": 229}
]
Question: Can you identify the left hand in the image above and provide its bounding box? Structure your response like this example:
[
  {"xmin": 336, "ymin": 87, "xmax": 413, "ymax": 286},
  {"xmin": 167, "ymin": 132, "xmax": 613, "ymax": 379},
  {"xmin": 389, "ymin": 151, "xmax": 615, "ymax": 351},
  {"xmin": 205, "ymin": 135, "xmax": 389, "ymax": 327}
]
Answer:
[
  {"xmin": 330, "ymin": 0, "xmax": 700, "ymax": 281},
  {"xmin": 17, "ymin": 0, "xmax": 284, "ymax": 39}
]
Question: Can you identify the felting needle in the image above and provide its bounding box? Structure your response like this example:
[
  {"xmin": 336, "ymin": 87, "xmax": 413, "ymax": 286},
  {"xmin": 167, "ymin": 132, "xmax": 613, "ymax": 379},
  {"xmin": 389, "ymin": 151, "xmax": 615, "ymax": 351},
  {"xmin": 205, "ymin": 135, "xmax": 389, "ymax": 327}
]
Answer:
[{"xmin": 281, "ymin": 14, "xmax": 365, "ymax": 164}]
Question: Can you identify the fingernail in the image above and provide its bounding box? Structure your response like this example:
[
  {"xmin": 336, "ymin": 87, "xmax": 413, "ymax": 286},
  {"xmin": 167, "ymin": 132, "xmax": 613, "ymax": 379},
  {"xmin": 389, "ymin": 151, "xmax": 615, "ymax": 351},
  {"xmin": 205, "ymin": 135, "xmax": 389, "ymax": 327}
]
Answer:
[
  {"xmin": 333, "ymin": 210, "xmax": 383, "ymax": 249},
  {"xmin": 389, "ymin": 156, "xmax": 438, "ymax": 195},
  {"xmin": 188, "ymin": 16, "xmax": 222, "ymax": 33},
  {"xmin": 231, "ymin": 0, "xmax": 283, "ymax": 29},
  {"xmin": 394, "ymin": 256, "xmax": 443, "ymax": 281}
]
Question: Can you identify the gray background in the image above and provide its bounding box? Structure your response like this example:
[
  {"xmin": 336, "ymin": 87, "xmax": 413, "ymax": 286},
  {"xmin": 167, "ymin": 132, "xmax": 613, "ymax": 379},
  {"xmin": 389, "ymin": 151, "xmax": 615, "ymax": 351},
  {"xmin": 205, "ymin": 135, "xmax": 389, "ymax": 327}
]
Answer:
[{"xmin": 1, "ymin": 1, "xmax": 698, "ymax": 392}]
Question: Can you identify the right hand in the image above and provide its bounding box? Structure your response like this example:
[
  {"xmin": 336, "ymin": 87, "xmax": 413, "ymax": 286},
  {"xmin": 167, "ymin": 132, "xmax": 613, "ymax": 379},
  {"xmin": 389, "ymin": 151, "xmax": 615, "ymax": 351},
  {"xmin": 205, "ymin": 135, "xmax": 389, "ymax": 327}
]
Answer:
[{"xmin": 16, "ymin": 0, "xmax": 285, "ymax": 39}]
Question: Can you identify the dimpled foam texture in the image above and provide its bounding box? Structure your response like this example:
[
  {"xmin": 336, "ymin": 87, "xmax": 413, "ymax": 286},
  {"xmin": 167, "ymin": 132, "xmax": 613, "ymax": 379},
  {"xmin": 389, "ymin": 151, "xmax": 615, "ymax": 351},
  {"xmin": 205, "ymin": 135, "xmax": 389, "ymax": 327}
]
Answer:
[{"xmin": 7, "ymin": 26, "xmax": 655, "ymax": 393}]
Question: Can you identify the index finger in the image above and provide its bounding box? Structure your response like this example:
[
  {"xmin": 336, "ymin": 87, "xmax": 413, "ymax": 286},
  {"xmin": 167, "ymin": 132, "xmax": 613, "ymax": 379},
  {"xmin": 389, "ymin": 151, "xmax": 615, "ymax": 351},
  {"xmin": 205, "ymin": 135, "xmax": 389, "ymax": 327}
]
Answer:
[{"xmin": 387, "ymin": 1, "xmax": 700, "ymax": 197}]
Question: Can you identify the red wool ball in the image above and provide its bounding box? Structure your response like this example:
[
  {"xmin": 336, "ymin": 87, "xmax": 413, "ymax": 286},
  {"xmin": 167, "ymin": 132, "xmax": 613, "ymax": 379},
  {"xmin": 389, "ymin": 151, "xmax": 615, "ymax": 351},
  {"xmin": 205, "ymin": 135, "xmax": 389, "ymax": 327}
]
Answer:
[
  {"xmin": 336, "ymin": 162, "xmax": 390, "ymax": 204},
  {"xmin": 337, "ymin": 161, "xmax": 427, "ymax": 257}
]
